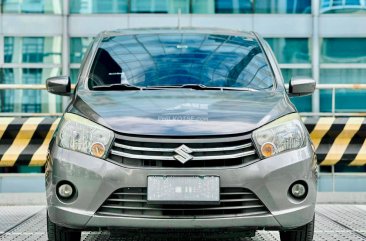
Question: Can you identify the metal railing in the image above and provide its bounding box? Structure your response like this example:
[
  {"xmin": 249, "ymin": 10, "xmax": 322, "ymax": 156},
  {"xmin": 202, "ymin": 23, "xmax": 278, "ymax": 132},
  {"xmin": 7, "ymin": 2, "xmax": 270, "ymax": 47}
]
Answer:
[
  {"xmin": 301, "ymin": 83, "xmax": 366, "ymax": 117},
  {"xmin": 0, "ymin": 84, "xmax": 75, "ymax": 117}
]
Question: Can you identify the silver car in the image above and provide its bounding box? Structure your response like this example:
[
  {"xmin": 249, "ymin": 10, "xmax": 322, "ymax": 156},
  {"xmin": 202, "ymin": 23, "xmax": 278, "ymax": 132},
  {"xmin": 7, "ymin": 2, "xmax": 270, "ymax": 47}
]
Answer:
[{"xmin": 45, "ymin": 28, "xmax": 317, "ymax": 241}]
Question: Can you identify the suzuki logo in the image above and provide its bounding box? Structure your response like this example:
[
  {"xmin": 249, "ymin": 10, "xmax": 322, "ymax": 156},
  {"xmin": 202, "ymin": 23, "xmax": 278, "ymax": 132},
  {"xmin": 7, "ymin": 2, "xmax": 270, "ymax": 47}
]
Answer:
[{"xmin": 174, "ymin": 145, "xmax": 193, "ymax": 164}]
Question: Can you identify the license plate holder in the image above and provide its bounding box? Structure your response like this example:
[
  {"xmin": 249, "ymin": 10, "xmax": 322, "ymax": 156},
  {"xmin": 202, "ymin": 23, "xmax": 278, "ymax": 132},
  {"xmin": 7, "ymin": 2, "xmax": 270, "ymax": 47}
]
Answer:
[{"xmin": 147, "ymin": 176, "xmax": 220, "ymax": 205}]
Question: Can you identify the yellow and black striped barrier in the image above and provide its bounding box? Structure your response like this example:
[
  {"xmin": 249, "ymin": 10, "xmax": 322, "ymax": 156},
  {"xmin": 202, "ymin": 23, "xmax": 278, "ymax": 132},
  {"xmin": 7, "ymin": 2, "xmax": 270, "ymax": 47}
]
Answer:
[
  {"xmin": 304, "ymin": 117, "xmax": 366, "ymax": 167},
  {"xmin": 0, "ymin": 117, "xmax": 365, "ymax": 167},
  {"xmin": 0, "ymin": 117, "xmax": 59, "ymax": 167}
]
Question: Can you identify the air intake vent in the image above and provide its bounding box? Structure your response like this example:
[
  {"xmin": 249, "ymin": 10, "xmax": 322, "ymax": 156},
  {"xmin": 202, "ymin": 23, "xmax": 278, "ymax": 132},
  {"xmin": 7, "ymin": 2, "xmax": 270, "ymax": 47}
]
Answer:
[{"xmin": 96, "ymin": 187, "xmax": 270, "ymax": 219}]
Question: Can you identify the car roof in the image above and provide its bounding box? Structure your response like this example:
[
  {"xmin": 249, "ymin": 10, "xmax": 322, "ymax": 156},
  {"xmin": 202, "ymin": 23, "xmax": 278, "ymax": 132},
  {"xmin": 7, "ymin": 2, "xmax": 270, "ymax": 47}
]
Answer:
[{"xmin": 98, "ymin": 27, "xmax": 257, "ymax": 39}]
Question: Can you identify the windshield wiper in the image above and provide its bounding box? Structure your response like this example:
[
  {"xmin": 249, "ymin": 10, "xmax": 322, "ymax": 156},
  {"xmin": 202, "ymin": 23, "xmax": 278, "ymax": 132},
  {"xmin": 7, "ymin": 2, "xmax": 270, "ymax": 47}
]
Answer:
[
  {"xmin": 149, "ymin": 84, "xmax": 258, "ymax": 91},
  {"xmin": 93, "ymin": 83, "xmax": 165, "ymax": 91},
  {"xmin": 93, "ymin": 83, "xmax": 142, "ymax": 91}
]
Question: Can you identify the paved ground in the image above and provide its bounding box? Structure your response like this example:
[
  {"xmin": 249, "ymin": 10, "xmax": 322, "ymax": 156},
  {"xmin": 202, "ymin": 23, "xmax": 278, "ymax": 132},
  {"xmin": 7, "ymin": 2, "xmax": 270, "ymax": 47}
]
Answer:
[{"xmin": 0, "ymin": 205, "xmax": 365, "ymax": 241}]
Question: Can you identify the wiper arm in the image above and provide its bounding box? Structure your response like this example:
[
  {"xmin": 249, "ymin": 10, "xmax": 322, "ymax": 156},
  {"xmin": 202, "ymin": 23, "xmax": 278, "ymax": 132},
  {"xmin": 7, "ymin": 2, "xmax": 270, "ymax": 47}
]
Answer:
[
  {"xmin": 149, "ymin": 84, "xmax": 258, "ymax": 91},
  {"xmin": 180, "ymin": 84, "xmax": 211, "ymax": 90},
  {"xmin": 93, "ymin": 83, "xmax": 143, "ymax": 91}
]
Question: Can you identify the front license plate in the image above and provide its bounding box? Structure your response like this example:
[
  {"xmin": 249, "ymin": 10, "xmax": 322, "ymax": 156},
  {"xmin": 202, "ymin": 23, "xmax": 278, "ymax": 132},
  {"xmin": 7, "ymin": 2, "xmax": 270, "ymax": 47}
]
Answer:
[{"xmin": 147, "ymin": 176, "xmax": 220, "ymax": 204}]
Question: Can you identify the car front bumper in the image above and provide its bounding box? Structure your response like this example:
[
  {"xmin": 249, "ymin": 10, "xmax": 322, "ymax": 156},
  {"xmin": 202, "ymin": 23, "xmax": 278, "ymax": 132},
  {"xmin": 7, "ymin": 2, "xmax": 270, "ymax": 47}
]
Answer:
[{"xmin": 46, "ymin": 143, "xmax": 317, "ymax": 230}]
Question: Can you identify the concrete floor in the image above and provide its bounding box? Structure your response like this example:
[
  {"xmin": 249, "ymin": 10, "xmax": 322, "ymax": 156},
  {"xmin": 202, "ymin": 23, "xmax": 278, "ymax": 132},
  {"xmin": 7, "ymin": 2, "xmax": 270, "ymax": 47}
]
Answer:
[{"xmin": 0, "ymin": 205, "xmax": 365, "ymax": 241}]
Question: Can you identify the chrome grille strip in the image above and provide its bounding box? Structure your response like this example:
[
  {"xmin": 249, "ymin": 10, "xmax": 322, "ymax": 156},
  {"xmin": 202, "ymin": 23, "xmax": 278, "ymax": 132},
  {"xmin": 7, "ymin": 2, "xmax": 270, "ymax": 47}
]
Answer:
[
  {"xmin": 114, "ymin": 142, "xmax": 253, "ymax": 152},
  {"xmin": 96, "ymin": 211, "xmax": 270, "ymax": 218},
  {"xmin": 101, "ymin": 205, "xmax": 265, "ymax": 211},
  {"xmin": 107, "ymin": 198, "xmax": 259, "ymax": 203},
  {"xmin": 113, "ymin": 192, "xmax": 147, "ymax": 196},
  {"xmin": 110, "ymin": 149, "xmax": 256, "ymax": 161},
  {"xmin": 108, "ymin": 134, "xmax": 259, "ymax": 168}
]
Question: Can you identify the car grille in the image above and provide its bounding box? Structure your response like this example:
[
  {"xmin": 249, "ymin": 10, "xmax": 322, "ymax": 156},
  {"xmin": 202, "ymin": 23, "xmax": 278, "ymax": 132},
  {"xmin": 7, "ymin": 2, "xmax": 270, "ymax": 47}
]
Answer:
[
  {"xmin": 96, "ymin": 187, "xmax": 270, "ymax": 219},
  {"xmin": 108, "ymin": 134, "xmax": 259, "ymax": 168}
]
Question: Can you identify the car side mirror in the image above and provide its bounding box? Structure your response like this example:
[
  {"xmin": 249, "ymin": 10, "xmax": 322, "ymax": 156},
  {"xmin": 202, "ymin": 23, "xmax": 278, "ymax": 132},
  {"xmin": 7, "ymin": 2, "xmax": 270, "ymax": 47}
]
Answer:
[
  {"xmin": 46, "ymin": 76, "xmax": 71, "ymax": 96},
  {"xmin": 288, "ymin": 77, "xmax": 316, "ymax": 97}
]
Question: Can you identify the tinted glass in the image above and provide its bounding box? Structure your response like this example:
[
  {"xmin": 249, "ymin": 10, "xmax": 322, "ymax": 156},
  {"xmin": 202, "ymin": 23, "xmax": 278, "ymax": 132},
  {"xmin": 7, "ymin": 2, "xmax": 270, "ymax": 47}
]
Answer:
[
  {"xmin": 2, "ymin": 0, "xmax": 62, "ymax": 14},
  {"xmin": 130, "ymin": 0, "xmax": 189, "ymax": 13},
  {"xmin": 89, "ymin": 33, "xmax": 274, "ymax": 90},
  {"xmin": 0, "ymin": 68, "xmax": 61, "ymax": 84},
  {"xmin": 266, "ymin": 38, "xmax": 311, "ymax": 63},
  {"xmin": 215, "ymin": 0, "xmax": 253, "ymax": 13},
  {"xmin": 4, "ymin": 37, "xmax": 62, "ymax": 64},
  {"xmin": 321, "ymin": 0, "xmax": 366, "ymax": 13},
  {"xmin": 70, "ymin": 37, "xmax": 94, "ymax": 63},
  {"xmin": 70, "ymin": 0, "xmax": 128, "ymax": 13},
  {"xmin": 255, "ymin": 0, "xmax": 311, "ymax": 13},
  {"xmin": 320, "ymin": 69, "xmax": 366, "ymax": 112},
  {"xmin": 0, "ymin": 68, "xmax": 62, "ymax": 113},
  {"xmin": 70, "ymin": 68, "xmax": 80, "ymax": 84},
  {"xmin": 321, "ymin": 38, "xmax": 366, "ymax": 63}
]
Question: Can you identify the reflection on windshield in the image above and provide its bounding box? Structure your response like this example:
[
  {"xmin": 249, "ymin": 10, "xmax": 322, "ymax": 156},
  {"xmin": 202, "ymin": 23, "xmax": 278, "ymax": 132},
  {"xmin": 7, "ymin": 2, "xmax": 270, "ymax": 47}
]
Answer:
[{"xmin": 89, "ymin": 33, "xmax": 274, "ymax": 90}]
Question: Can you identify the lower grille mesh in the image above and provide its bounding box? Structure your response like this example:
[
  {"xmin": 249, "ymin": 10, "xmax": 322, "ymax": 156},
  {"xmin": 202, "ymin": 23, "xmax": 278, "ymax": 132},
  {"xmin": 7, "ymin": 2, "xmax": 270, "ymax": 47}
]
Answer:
[{"xmin": 96, "ymin": 187, "xmax": 270, "ymax": 219}]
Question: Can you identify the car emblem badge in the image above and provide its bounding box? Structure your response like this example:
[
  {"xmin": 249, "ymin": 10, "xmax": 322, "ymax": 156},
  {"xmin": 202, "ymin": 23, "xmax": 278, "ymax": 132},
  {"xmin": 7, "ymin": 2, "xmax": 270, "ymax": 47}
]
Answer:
[{"xmin": 174, "ymin": 144, "xmax": 193, "ymax": 164}]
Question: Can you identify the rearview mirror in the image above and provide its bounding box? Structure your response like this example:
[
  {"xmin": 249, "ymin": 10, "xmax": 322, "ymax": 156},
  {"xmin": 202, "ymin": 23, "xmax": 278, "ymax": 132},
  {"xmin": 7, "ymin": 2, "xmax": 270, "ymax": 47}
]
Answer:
[
  {"xmin": 46, "ymin": 76, "xmax": 71, "ymax": 96},
  {"xmin": 288, "ymin": 77, "xmax": 316, "ymax": 97}
]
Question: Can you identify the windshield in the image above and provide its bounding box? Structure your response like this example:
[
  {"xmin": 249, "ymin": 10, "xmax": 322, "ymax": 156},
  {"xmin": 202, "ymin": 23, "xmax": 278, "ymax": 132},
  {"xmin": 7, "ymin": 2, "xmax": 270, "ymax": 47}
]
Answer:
[{"xmin": 88, "ymin": 33, "xmax": 275, "ymax": 90}]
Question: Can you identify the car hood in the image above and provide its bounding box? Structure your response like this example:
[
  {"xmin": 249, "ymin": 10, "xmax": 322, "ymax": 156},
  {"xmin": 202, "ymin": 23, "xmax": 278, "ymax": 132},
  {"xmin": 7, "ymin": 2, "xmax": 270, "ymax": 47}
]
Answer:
[{"xmin": 71, "ymin": 89, "xmax": 295, "ymax": 136}]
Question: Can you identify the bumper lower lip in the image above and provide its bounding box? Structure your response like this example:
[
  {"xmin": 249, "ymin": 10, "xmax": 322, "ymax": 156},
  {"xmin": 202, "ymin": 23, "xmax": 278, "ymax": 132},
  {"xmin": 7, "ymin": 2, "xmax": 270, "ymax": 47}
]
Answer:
[
  {"xmin": 48, "ymin": 203, "xmax": 315, "ymax": 229},
  {"xmin": 46, "ymin": 144, "xmax": 317, "ymax": 230}
]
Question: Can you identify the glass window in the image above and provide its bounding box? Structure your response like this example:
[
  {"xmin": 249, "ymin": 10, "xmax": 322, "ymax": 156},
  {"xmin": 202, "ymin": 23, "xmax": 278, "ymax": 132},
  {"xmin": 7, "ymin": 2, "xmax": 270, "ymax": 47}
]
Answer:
[
  {"xmin": 70, "ymin": 69, "xmax": 80, "ymax": 84},
  {"xmin": 0, "ymin": 68, "xmax": 62, "ymax": 113},
  {"xmin": 167, "ymin": 0, "xmax": 190, "ymax": 13},
  {"xmin": 255, "ymin": 0, "xmax": 311, "ymax": 13},
  {"xmin": 215, "ymin": 0, "xmax": 253, "ymax": 13},
  {"xmin": 321, "ymin": 0, "xmax": 366, "ymax": 13},
  {"xmin": 70, "ymin": 37, "xmax": 94, "ymax": 63},
  {"xmin": 130, "ymin": 0, "xmax": 189, "ymax": 13},
  {"xmin": 70, "ymin": 0, "xmax": 190, "ymax": 14},
  {"xmin": 2, "ymin": 0, "xmax": 62, "ymax": 14},
  {"xmin": 70, "ymin": 0, "xmax": 128, "ymax": 14},
  {"xmin": 192, "ymin": 0, "xmax": 215, "ymax": 13},
  {"xmin": 266, "ymin": 38, "xmax": 311, "ymax": 64},
  {"xmin": 281, "ymin": 68, "xmax": 312, "ymax": 83},
  {"xmin": 126, "ymin": 0, "xmax": 161, "ymax": 13},
  {"xmin": 4, "ymin": 37, "xmax": 62, "ymax": 64},
  {"xmin": 321, "ymin": 38, "xmax": 366, "ymax": 63},
  {"xmin": 0, "ymin": 89, "xmax": 63, "ymax": 113},
  {"xmin": 320, "ymin": 89, "xmax": 366, "ymax": 112},
  {"xmin": 0, "ymin": 68, "xmax": 61, "ymax": 84},
  {"xmin": 320, "ymin": 68, "xmax": 366, "ymax": 84},
  {"xmin": 88, "ymin": 33, "xmax": 274, "ymax": 90},
  {"xmin": 320, "ymin": 69, "xmax": 366, "ymax": 112},
  {"xmin": 281, "ymin": 68, "xmax": 312, "ymax": 112}
]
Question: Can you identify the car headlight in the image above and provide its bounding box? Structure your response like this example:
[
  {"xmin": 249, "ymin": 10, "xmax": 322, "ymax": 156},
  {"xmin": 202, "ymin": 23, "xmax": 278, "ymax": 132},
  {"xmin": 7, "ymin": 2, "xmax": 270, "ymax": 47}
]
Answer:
[
  {"xmin": 252, "ymin": 113, "xmax": 306, "ymax": 158},
  {"xmin": 57, "ymin": 113, "xmax": 114, "ymax": 159}
]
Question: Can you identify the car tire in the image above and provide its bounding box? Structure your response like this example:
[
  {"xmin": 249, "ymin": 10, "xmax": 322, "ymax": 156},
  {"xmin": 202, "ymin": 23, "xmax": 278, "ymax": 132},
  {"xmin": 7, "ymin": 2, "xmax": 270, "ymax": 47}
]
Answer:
[
  {"xmin": 279, "ymin": 215, "xmax": 315, "ymax": 241},
  {"xmin": 47, "ymin": 213, "xmax": 81, "ymax": 241}
]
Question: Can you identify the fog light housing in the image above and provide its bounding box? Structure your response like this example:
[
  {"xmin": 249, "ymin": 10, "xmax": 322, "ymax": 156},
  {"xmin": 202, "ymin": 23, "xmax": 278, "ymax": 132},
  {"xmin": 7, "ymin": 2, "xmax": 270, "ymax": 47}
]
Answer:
[
  {"xmin": 290, "ymin": 181, "xmax": 308, "ymax": 199},
  {"xmin": 57, "ymin": 182, "xmax": 75, "ymax": 199}
]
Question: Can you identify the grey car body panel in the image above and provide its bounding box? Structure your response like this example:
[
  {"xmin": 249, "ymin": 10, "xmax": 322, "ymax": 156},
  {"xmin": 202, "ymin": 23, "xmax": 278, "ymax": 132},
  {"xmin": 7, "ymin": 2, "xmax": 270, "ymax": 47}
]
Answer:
[
  {"xmin": 46, "ymin": 28, "xmax": 317, "ymax": 233},
  {"xmin": 69, "ymin": 90, "xmax": 295, "ymax": 136},
  {"xmin": 47, "ymin": 143, "xmax": 316, "ymax": 230}
]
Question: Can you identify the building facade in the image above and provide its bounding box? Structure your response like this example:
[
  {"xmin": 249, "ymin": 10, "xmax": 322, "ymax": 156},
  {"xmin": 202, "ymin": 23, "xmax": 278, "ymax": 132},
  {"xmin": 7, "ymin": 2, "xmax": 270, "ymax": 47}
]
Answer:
[{"xmin": 1, "ymin": 0, "xmax": 366, "ymax": 115}]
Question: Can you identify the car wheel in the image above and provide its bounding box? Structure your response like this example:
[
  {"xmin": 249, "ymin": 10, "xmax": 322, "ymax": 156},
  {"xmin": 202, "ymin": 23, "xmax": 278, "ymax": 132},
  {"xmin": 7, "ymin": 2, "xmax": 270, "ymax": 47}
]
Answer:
[
  {"xmin": 47, "ymin": 213, "xmax": 81, "ymax": 241},
  {"xmin": 279, "ymin": 215, "xmax": 315, "ymax": 241}
]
